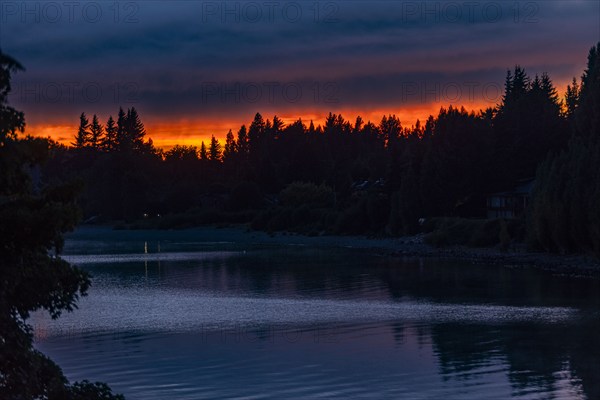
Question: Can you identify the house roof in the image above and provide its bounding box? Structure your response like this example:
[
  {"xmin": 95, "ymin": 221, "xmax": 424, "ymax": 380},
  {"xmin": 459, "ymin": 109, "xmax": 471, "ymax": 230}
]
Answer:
[{"xmin": 488, "ymin": 178, "xmax": 535, "ymax": 198}]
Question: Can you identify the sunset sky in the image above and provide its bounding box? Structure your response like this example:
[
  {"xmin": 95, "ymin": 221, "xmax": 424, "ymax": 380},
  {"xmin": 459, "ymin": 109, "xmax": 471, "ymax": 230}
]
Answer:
[{"xmin": 1, "ymin": 0, "xmax": 599, "ymax": 148}]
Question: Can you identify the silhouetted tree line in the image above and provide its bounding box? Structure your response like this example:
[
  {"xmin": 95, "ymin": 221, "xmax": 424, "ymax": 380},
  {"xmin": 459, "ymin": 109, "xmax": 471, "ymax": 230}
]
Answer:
[
  {"xmin": 72, "ymin": 107, "xmax": 154, "ymax": 153},
  {"xmin": 39, "ymin": 43, "xmax": 600, "ymax": 255}
]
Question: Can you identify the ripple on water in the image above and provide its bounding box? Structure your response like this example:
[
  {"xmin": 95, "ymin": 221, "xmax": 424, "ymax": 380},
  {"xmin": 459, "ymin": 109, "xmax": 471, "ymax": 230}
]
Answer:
[
  {"xmin": 62, "ymin": 251, "xmax": 240, "ymax": 264},
  {"xmin": 36, "ymin": 323, "xmax": 530, "ymax": 400},
  {"xmin": 32, "ymin": 286, "xmax": 577, "ymax": 338}
]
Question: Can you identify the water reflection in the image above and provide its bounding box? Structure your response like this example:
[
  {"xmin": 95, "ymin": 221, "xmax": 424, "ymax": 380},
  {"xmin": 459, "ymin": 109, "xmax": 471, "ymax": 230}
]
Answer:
[
  {"xmin": 34, "ymin": 229, "xmax": 600, "ymax": 399},
  {"xmin": 37, "ymin": 319, "xmax": 599, "ymax": 400},
  {"xmin": 431, "ymin": 321, "xmax": 599, "ymax": 399}
]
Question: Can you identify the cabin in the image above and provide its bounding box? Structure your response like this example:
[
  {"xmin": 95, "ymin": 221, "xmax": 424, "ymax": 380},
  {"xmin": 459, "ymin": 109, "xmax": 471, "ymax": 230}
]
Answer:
[{"xmin": 486, "ymin": 179, "xmax": 535, "ymax": 219}]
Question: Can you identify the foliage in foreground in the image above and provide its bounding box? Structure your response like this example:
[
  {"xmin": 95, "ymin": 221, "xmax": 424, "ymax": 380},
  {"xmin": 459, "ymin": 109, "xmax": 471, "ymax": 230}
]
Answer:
[{"xmin": 0, "ymin": 49, "xmax": 124, "ymax": 399}]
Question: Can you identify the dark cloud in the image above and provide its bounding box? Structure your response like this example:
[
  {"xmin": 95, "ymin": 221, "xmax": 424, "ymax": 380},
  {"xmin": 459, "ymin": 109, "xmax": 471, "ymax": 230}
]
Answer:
[{"xmin": 1, "ymin": 0, "xmax": 598, "ymax": 133}]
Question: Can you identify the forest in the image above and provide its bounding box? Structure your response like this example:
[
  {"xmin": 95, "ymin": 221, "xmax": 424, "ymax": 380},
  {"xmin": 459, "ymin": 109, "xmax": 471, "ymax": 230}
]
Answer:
[{"xmin": 23, "ymin": 42, "xmax": 600, "ymax": 256}]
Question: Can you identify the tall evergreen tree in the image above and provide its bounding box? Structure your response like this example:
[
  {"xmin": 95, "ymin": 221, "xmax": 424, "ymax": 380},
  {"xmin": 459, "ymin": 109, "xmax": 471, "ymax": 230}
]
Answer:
[
  {"xmin": 565, "ymin": 78, "xmax": 580, "ymax": 121},
  {"xmin": 541, "ymin": 73, "xmax": 560, "ymax": 105},
  {"xmin": 272, "ymin": 115, "xmax": 284, "ymax": 133},
  {"xmin": 248, "ymin": 112, "xmax": 265, "ymax": 150},
  {"xmin": 116, "ymin": 107, "xmax": 126, "ymax": 150},
  {"xmin": 223, "ymin": 129, "xmax": 237, "ymax": 160},
  {"xmin": 89, "ymin": 114, "xmax": 104, "ymax": 149},
  {"xmin": 511, "ymin": 65, "xmax": 530, "ymax": 102},
  {"xmin": 380, "ymin": 114, "xmax": 402, "ymax": 146},
  {"xmin": 72, "ymin": 112, "xmax": 90, "ymax": 148},
  {"xmin": 209, "ymin": 135, "xmax": 222, "ymax": 162},
  {"xmin": 354, "ymin": 116, "xmax": 364, "ymax": 134},
  {"xmin": 236, "ymin": 125, "xmax": 249, "ymax": 155},
  {"xmin": 103, "ymin": 115, "xmax": 117, "ymax": 151},
  {"xmin": 199, "ymin": 141, "xmax": 208, "ymax": 160},
  {"xmin": 501, "ymin": 69, "xmax": 513, "ymax": 106},
  {"xmin": 575, "ymin": 43, "xmax": 600, "ymax": 139},
  {"xmin": 124, "ymin": 107, "xmax": 146, "ymax": 151}
]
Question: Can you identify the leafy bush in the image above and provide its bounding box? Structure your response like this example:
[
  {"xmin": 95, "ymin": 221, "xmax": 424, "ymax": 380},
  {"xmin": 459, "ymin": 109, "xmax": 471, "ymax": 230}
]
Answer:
[{"xmin": 279, "ymin": 182, "xmax": 335, "ymax": 208}]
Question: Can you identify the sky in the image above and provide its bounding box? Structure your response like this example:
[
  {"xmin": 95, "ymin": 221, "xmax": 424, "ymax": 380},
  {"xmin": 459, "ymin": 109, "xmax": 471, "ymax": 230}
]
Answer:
[{"xmin": 1, "ymin": 0, "xmax": 599, "ymax": 148}]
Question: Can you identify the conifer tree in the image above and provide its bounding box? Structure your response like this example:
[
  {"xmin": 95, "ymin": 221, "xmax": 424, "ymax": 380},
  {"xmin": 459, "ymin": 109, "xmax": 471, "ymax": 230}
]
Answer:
[
  {"xmin": 236, "ymin": 125, "xmax": 249, "ymax": 155},
  {"xmin": 565, "ymin": 78, "xmax": 580, "ymax": 121},
  {"xmin": 116, "ymin": 107, "xmax": 126, "ymax": 150},
  {"xmin": 126, "ymin": 107, "xmax": 146, "ymax": 151},
  {"xmin": 575, "ymin": 44, "xmax": 600, "ymax": 138},
  {"xmin": 272, "ymin": 115, "xmax": 284, "ymax": 133},
  {"xmin": 89, "ymin": 114, "xmax": 104, "ymax": 149},
  {"xmin": 223, "ymin": 129, "xmax": 237, "ymax": 160},
  {"xmin": 248, "ymin": 112, "xmax": 265, "ymax": 150},
  {"xmin": 72, "ymin": 112, "xmax": 90, "ymax": 148},
  {"xmin": 103, "ymin": 115, "xmax": 117, "ymax": 151},
  {"xmin": 209, "ymin": 135, "xmax": 222, "ymax": 162},
  {"xmin": 199, "ymin": 141, "xmax": 208, "ymax": 160}
]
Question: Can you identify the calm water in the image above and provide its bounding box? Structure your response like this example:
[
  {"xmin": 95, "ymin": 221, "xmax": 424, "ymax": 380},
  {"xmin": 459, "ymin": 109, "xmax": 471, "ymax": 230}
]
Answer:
[{"xmin": 33, "ymin": 227, "xmax": 600, "ymax": 399}]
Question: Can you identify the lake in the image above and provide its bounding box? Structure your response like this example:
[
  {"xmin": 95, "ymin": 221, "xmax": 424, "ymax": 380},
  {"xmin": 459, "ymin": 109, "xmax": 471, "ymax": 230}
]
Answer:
[{"xmin": 33, "ymin": 227, "xmax": 600, "ymax": 399}]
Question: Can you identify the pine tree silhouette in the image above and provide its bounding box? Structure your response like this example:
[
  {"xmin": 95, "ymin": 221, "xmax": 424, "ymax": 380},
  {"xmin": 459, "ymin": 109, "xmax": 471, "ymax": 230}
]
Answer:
[
  {"xmin": 209, "ymin": 135, "xmax": 222, "ymax": 162},
  {"xmin": 224, "ymin": 129, "xmax": 237, "ymax": 160},
  {"xmin": 103, "ymin": 115, "xmax": 117, "ymax": 151},
  {"xmin": 199, "ymin": 141, "xmax": 208, "ymax": 160},
  {"xmin": 89, "ymin": 114, "xmax": 104, "ymax": 149},
  {"xmin": 72, "ymin": 112, "xmax": 90, "ymax": 148}
]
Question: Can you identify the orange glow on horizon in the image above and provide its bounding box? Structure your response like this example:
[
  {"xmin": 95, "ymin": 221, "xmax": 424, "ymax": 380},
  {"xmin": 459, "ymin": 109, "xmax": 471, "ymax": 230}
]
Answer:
[
  {"xmin": 22, "ymin": 83, "xmax": 568, "ymax": 150},
  {"xmin": 24, "ymin": 103, "xmax": 491, "ymax": 150}
]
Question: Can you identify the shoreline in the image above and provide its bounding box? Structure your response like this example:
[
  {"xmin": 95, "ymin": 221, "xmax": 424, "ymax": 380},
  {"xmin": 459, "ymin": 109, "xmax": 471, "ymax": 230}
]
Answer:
[
  {"xmin": 73, "ymin": 224, "xmax": 600, "ymax": 278},
  {"xmin": 268, "ymin": 231, "xmax": 600, "ymax": 278}
]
